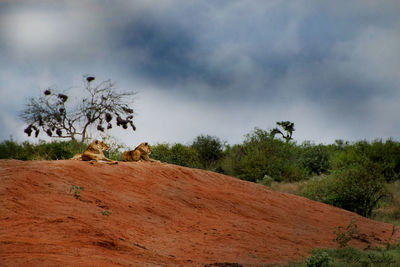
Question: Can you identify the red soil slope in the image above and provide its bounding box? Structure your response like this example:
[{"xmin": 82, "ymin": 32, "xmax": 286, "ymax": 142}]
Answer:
[{"xmin": 0, "ymin": 160, "xmax": 399, "ymax": 266}]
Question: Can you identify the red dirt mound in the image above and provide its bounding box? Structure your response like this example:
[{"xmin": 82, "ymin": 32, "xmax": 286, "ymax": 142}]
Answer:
[{"xmin": 0, "ymin": 160, "xmax": 398, "ymax": 266}]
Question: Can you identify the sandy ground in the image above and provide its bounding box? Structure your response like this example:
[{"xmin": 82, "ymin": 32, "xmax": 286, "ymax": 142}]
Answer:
[{"xmin": 0, "ymin": 159, "xmax": 399, "ymax": 266}]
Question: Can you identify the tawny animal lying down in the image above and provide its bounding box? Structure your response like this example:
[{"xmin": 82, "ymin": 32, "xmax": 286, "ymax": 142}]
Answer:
[
  {"xmin": 122, "ymin": 142, "xmax": 159, "ymax": 162},
  {"xmin": 70, "ymin": 140, "xmax": 118, "ymax": 164}
]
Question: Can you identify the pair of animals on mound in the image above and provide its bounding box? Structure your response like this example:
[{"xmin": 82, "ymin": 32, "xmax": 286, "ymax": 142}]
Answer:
[{"xmin": 71, "ymin": 140, "xmax": 158, "ymax": 165}]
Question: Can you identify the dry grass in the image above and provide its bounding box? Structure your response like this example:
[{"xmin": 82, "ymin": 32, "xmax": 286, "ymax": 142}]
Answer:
[
  {"xmin": 372, "ymin": 181, "xmax": 400, "ymax": 226},
  {"xmin": 269, "ymin": 180, "xmax": 309, "ymax": 196},
  {"xmin": 271, "ymin": 179, "xmax": 400, "ymax": 226}
]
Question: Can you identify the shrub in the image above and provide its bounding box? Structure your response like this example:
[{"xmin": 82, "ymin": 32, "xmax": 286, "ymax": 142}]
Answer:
[
  {"xmin": 170, "ymin": 144, "xmax": 201, "ymax": 168},
  {"xmin": 221, "ymin": 128, "xmax": 307, "ymax": 182},
  {"xmin": 70, "ymin": 185, "xmax": 84, "ymax": 199},
  {"xmin": 302, "ymin": 158, "xmax": 388, "ymax": 217},
  {"xmin": 150, "ymin": 143, "xmax": 170, "ymax": 162},
  {"xmin": 305, "ymin": 251, "xmax": 332, "ymax": 267},
  {"xmin": 219, "ymin": 144, "xmax": 246, "ymax": 177},
  {"xmin": 301, "ymin": 175, "xmax": 338, "ymax": 205},
  {"xmin": 300, "ymin": 142, "xmax": 331, "ymax": 175},
  {"xmin": 0, "ymin": 139, "xmax": 87, "ymax": 160},
  {"xmin": 333, "ymin": 219, "xmax": 358, "ymax": 248},
  {"xmin": 256, "ymin": 174, "xmax": 274, "ymax": 186},
  {"xmin": 101, "ymin": 210, "xmax": 112, "ymax": 216},
  {"xmin": 34, "ymin": 140, "xmax": 87, "ymax": 160},
  {"xmin": 151, "ymin": 143, "xmax": 201, "ymax": 168},
  {"xmin": 0, "ymin": 140, "xmax": 32, "ymax": 160},
  {"xmin": 191, "ymin": 135, "xmax": 224, "ymax": 170},
  {"xmin": 304, "ymin": 246, "xmax": 400, "ymax": 266},
  {"xmin": 333, "ymin": 140, "xmax": 400, "ymax": 182}
]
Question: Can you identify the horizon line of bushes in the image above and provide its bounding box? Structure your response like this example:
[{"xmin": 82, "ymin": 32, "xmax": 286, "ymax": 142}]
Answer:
[{"xmin": 1, "ymin": 128, "xmax": 400, "ymax": 218}]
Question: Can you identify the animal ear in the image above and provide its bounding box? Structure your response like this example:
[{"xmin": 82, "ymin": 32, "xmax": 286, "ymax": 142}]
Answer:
[
  {"xmin": 95, "ymin": 140, "xmax": 99, "ymax": 144},
  {"xmin": 145, "ymin": 142, "xmax": 148, "ymax": 145}
]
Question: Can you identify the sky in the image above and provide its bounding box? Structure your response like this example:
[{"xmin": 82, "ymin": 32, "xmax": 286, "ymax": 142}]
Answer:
[{"xmin": 1, "ymin": 0, "xmax": 400, "ymax": 147}]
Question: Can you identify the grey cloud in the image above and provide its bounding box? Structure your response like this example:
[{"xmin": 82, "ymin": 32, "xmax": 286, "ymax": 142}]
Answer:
[
  {"xmin": 112, "ymin": 0, "xmax": 399, "ymax": 106},
  {"xmin": 1, "ymin": 0, "xmax": 400, "ymax": 144}
]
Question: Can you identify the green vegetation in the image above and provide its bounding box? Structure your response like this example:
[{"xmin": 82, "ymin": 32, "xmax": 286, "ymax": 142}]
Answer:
[
  {"xmin": 221, "ymin": 128, "xmax": 307, "ymax": 182},
  {"xmin": 70, "ymin": 185, "xmax": 84, "ymax": 199},
  {"xmin": 300, "ymin": 245, "xmax": 400, "ymax": 267},
  {"xmin": 302, "ymin": 159, "xmax": 388, "ymax": 217},
  {"xmin": 333, "ymin": 219, "xmax": 358, "ymax": 248},
  {"xmin": 101, "ymin": 210, "xmax": 112, "ymax": 216},
  {"xmin": 304, "ymin": 251, "xmax": 332, "ymax": 267},
  {"xmin": 299, "ymin": 142, "xmax": 331, "ymax": 176},
  {"xmin": 151, "ymin": 143, "xmax": 202, "ymax": 168},
  {"xmin": 293, "ymin": 220, "xmax": 400, "ymax": 266},
  {"xmin": 191, "ymin": 135, "xmax": 224, "ymax": 170},
  {"xmin": 373, "ymin": 181, "xmax": 400, "ymax": 226},
  {"xmin": 0, "ymin": 138, "xmax": 123, "ymax": 161},
  {"xmin": 0, "ymin": 139, "xmax": 87, "ymax": 160}
]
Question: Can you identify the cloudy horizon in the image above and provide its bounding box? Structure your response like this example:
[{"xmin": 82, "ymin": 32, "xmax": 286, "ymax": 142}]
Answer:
[{"xmin": 1, "ymin": 0, "xmax": 400, "ymax": 147}]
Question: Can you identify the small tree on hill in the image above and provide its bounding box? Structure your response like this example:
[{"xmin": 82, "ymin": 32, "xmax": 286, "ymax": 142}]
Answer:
[
  {"xmin": 20, "ymin": 76, "xmax": 136, "ymax": 142},
  {"xmin": 270, "ymin": 121, "xmax": 295, "ymax": 143}
]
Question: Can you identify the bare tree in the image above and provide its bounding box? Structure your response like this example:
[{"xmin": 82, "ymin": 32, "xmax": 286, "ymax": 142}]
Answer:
[{"xmin": 20, "ymin": 76, "xmax": 136, "ymax": 142}]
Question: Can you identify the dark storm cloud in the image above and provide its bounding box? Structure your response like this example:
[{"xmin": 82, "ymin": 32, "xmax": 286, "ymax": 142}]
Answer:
[
  {"xmin": 120, "ymin": 18, "xmax": 231, "ymax": 88},
  {"xmin": 1, "ymin": 0, "xmax": 400, "ymax": 144},
  {"xmin": 107, "ymin": 0, "xmax": 398, "ymax": 106}
]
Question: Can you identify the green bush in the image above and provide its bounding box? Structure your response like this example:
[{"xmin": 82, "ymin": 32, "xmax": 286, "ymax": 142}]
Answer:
[
  {"xmin": 302, "ymin": 157, "xmax": 388, "ymax": 217},
  {"xmin": 304, "ymin": 246, "xmax": 400, "ymax": 266},
  {"xmin": 0, "ymin": 139, "xmax": 87, "ymax": 160},
  {"xmin": 371, "ymin": 140, "xmax": 400, "ymax": 182},
  {"xmin": 0, "ymin": 140, "xmax": 32, "ymax": 160},
  {"xmin": 301, "ymin": 175, "xmax": 338, "ymax": 206},
  {"xmin": 191, "ymin": 135, "xmax": 224, "ymax": 170},
  {"xmin": 333, "ymin": 140, "xmax": 400, "ymax": 182},
  {"xmin": 300, "ymin": 142, "xmax": 331, "ymax": 175},
  {"xmin": 256, "ymin": 174, "xmax": 274, "ymax": 186},
  {"xmin": 34, "ymin": 140, "xmax": 87, "ymax": 160},
  {"xmin": 149, "ymin": 143, "xmax": 170, "ymax": 162},
  {"xmin": 305, "ymin": 251, "xmax": 332, "ymax": 267},
  {"xmin": 151, "ymin": 143, "xmax": 201, "ymax": 168},
  {"xmin": 333, "ymin": 219, "xmax": 358, "ymax": 248},
  {"xmin": 221, "ymin": 128, "xmax": 307, "ymax": 182},
  {"xmin": 219, "ymin": 144, "xmax": 245, "ymax": 176},
  {"xmin": 335, "ymin": 162, "xmax": 387, "ymax": 217}
]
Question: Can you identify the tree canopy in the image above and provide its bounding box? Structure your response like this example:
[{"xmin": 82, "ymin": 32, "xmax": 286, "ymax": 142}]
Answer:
[{"xmin": 20, "ymin": 76, "xmax": 136, "ymax": 142}]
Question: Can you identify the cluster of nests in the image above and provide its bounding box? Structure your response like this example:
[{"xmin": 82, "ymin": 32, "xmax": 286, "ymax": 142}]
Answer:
[
  {"xmin": 44, "ymin": 89, "xmax": 68, "ymax": 103},
  {"xmin": 24, "ymin": 122, "xmax": 64, "ymax": 138},
  {"xmin": 24, "ymin": 124, "xmax": 63, "ymax": 138},
  {"xmin": 96, "ymin": 112, "xmax": 136, "ymax": 132},
  {"xmin": 25, "ymin": 112, "xmax": 136, "ymax": 138},
  {"xmin": 24, "ymin": 91, "xmax": 70, "ymax": 137},
  {"xmin": 24, "ymin": 125, "xmax": 40, "ymax": 138}
]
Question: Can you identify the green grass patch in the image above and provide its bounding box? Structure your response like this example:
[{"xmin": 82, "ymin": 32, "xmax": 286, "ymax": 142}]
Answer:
[{"xmin": 297, "ymin": 245, "xmax": 400, "ymax": 267}]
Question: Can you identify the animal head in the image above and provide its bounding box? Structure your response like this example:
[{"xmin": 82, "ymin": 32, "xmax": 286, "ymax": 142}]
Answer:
[
  {"xmin": 91, "ymin": 140, "xmax": 110, "ymax": 151},
  {"xmin": 137, "ymin": 142, "xmax": 151, "ymax": 154}
]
